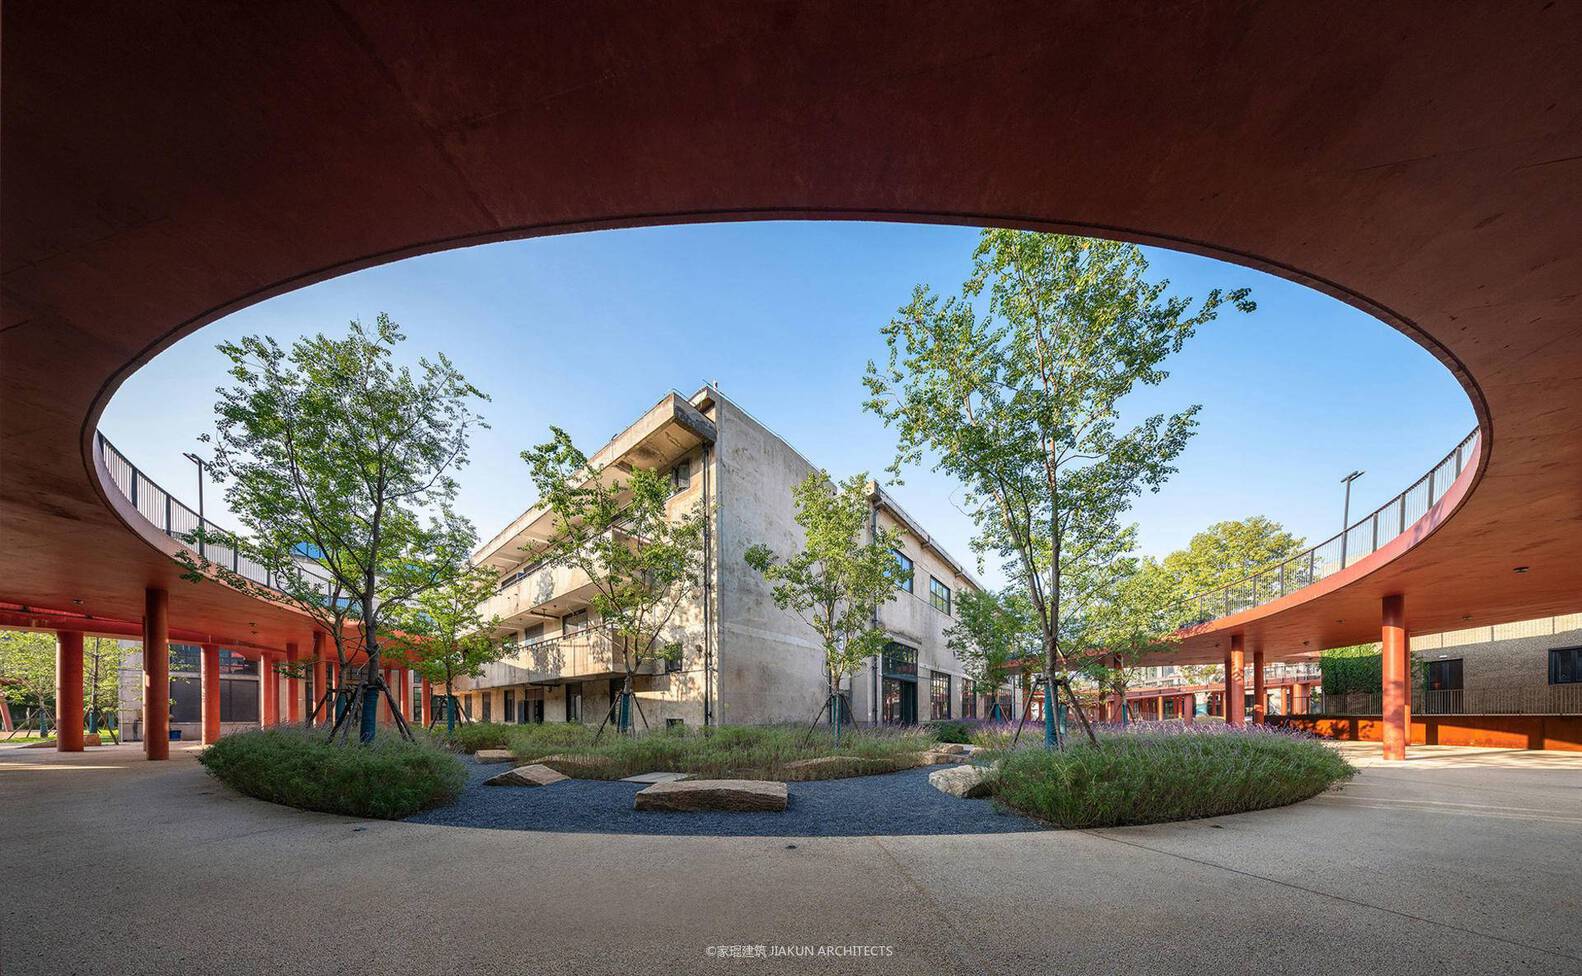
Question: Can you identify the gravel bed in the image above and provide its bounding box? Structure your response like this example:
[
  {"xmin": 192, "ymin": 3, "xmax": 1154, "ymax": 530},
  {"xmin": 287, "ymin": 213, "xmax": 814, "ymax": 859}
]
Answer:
[{"xmin": 405, "ymin": 758, "xmax": 1039, "ymax": 837}]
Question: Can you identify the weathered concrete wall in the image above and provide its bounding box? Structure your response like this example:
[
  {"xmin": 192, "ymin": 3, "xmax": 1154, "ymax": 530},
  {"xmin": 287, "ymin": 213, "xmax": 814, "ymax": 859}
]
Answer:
[{"xmin": 712, "ymin": 394, "xmax": 830, "ymax": 725}]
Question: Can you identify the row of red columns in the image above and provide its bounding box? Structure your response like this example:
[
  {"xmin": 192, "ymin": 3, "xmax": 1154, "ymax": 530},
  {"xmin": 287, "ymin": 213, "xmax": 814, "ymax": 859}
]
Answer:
[
  {"xmin": 1221, "ymin": 593, "xmax": 1409, "ymax": 760},
  {"xmin": 51, "ymin": 586, "xmax": 428, "ymax": 757}
]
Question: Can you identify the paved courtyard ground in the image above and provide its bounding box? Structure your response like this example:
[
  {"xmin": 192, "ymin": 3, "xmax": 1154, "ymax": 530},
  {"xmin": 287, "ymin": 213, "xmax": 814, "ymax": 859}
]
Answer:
[{"xmin": 3, "ymin": 741, "xmax": 1579, "ymax": 975}]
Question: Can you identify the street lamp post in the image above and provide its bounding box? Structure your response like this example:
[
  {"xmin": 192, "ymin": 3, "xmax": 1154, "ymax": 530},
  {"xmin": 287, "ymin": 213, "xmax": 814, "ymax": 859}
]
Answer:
[
  {"xmin": 1339, "ymin": 469, "xmax": 1365, "ymax": 567},
  {"xmin": 182, "ymin": 452, "xmax": 206, "ymax": 559}
]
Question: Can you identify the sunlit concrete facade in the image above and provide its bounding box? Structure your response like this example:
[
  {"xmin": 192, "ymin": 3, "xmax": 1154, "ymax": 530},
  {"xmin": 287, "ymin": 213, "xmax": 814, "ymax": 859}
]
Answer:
[{"xmin": 457, "ymin": 387, "xmax": 981, "ymax": 729}]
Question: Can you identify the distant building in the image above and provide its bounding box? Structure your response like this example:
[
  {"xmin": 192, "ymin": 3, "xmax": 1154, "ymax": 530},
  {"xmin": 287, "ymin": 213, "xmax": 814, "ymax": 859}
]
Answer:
[{"xmin": 456, "ymin": 387, "xmax": 983, "ymax": 729}]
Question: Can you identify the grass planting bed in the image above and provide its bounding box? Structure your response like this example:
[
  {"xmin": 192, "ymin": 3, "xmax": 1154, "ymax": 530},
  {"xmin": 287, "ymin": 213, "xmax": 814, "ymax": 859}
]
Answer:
[
  {"xmin": 199, "ymin": 727, "xmax": 468, "ymax": 819},
  {"xmin": 436, "ymin": 721, "xmax": 937, "ymax": 781},
  {"xmin": 985, "ymin": 724, "xmax": 1356, "ymax": 828}
]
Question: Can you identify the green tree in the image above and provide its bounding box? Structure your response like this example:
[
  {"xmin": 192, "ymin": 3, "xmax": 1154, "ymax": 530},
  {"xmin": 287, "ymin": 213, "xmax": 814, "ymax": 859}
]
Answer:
[
  {"xmin": 1159, "ymin": 516, "xmax": 1306, "ymax": 619},
  {"xmin": 83, "ymin": 636, "xmax": 124, "ymax": 738},
  {"xmin": 521, "ymin": 428, "xmax": 706, "ymax": 735},
  {"xmin": 385, "ymin": 565, "xmax": 505, "ymax": 733},
  {"xmin": 744, "ymin": 471, "xmax": 904, "ymax": 742},
  {"xmin": 189, "ymin": 314, "xmax": 487, "ymax": 744},
  {"xmin": 865, "ymin": 230, "xmax": 1254, "ymax": 748},
  {"xmin": 0, "ymin": 630, "xmax": 56, "ymax": 734},
  {"xmin": 947, "ymin": 588, "xmax": 1037, "ymax": 721}
]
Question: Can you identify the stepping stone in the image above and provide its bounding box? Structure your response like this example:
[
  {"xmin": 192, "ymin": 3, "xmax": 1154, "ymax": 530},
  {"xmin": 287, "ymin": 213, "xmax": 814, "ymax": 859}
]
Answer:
[
  {"xmin": 475, "ymin": 749, "xmax": 515, "ymax": 763},
  {"xmin": 935, "ymin": 742, "xmax": 970, "ymax": 755},
  {"xmin": 622, "ymin": 771, "xmax": 689, "ymax": 784},
  {"xmin": 928, "ymin": 763, "xmax": 994, "ymax": 799},
  {"xmin": 634, "ymin": 778, "xmax": 788, "ymax": 812},
  {"xmin": 782, "ymin": 755, "xmax": 906, "ymax": 778},
  {"xmin": 484, "ymin": 763, "xmax": 568, "ymax": 787}
]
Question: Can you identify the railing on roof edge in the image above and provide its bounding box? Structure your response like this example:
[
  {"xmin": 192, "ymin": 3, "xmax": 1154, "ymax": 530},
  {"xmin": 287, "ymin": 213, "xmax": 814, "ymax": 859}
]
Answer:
[
  {"xmin": 96, "ymin": 432, "xmax": 332, "ymax": 598},
  {"xmin": 1182, "ymin": 428, "xmax": 1481, "ymax": 627}
]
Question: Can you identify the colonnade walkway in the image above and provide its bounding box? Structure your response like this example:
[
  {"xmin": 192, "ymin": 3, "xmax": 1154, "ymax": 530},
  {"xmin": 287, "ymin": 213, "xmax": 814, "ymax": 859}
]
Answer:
[{"xmin": 3, "ymin": 741, "xmax": 1579, "ymax": 975}]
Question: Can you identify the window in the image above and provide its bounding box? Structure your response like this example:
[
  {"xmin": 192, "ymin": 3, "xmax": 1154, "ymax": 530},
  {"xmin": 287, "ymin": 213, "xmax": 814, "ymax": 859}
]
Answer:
[
  {"xmin": 522, "ymin": 623, "xmax": 545, "ymax": 644},
  {"xmin": 666, "ymin": 646, "xmax": 683, "ymax": 673},
  {"xmin": 292, "ymin": 541, "xmax": 325, "ymax": 560},
  {"xmin": 1550, "ymin": 647, "xmax": 1582, "ymax": 685},
  {"xmin": 503, "ymin": 689, "xmax": 516, "ymax": 724},
  {"xmin": 671, "ymin": 459, "xmax": 692, "ymax": 494},
  {"xmin": 882, "ymin": 642, "xmax": 917, "ymax": 677},
  {"xmin": 481, "ymin": 693, "xmax": 492, "ymax": 723},
  {"xmin": 929, "ymin": 576, "xmax": 951, "ymax": 615},
  {"xmin": 169, "ymin": 644, "xmax": 201, "ymax": 674},
  {"xmin": 563, "ymin": 609, "xmax": 590, "ymax": 635},
  {"xmin": 960, "ymin": 677, "xmax": 977, "ymax": 719},
  {"xmin": 892, "ymin": 550, "xmax": 914, "ymax": 592},
  {"xmin": 461, "ymin": 695, "xmax": 473, "ymax": 719},
  {"xmin": 930, "ymin": 670, "xmax": 952, "ymax": 720},
  {"xmin": 1426, "ymin": 659, "xmax": 1463, "ymax": 691},
  {"xmin": 566, "ymin": 682, "xmax": 583, "ymax": 722}
]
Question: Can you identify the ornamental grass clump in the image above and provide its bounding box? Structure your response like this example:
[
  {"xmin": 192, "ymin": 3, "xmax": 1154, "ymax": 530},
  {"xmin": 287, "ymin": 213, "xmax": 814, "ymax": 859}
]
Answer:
[
  {"xmin": 199, "ymin": 727, "xmax": 467, "ymax": 819},
  {"xmin": 989, "ymin": 725, "xmax": 1354, "ymax": 828},
  {"xmin": 437, "ymin": 720, "xmax": 595, "ymax": 756}
]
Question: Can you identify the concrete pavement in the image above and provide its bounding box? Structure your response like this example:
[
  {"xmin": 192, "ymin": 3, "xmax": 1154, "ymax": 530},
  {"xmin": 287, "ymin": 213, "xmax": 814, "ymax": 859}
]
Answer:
[{"xmin": 2, "ymin": 742, "xmax": 1579, "ymax": 975}]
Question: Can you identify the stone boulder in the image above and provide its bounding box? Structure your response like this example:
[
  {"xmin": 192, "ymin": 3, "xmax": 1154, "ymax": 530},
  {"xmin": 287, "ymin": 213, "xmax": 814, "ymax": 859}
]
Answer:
[
  {"xmin": 934, "ymin": 742, "xmax": 970, "ymax": 755},
  {"xmin": 928, "ymin": 763, "xmax": 995, "ymax": 799},
  {"xmin": 474, "ymin": 749, "xmax": 515, "ymax": 764},
  {"xmin": 484, "ymin": 763, "xmax": 568, "ymax": 787},
  {"xmin": 634, "ymin": 778, "xmax": 788, "ymax": 812}
]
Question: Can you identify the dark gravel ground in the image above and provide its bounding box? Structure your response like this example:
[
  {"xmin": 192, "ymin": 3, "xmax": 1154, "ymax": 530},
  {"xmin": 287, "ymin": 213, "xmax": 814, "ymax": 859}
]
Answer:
[{"xmin": 405, "ymin": 758, "xmax": 1041, "ymax": 836}]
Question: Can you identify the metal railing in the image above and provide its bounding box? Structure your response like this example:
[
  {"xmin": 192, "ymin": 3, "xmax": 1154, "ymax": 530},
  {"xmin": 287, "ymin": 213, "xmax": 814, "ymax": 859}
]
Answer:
[
  {"xmin": 1308, "ymin": 684, "xmax": 1582, "ymax": 716},
  {"xmin": 97, "ymin": 433, "xmax": 330, "ymax": 597},
  {"xmin": 1183, "ymin": 428, "xmax": 1480, "ymax": 625}
]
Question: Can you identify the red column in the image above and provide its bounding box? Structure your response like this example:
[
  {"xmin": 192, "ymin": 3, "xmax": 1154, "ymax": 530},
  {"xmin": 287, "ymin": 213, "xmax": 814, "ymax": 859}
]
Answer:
[
  {"xmin": 1293, "ymin": 682, "xmax": 1307, "ymax": 715},
  {"xmin": 1224, "ymin": 634, "xmax": 1246, "ymax": 726},
  {"xmin": 1181, "ymin": 693, "xmax": 1194, "ymax": 724},
  {"xmin": 379, "ymin": 668, "xmax": 393, "ymax": 724},
  {"xmin": 311, "ymin": 632, "xmax": 327, "ymax": 726},
  {"xmin": 421, "ymin": 676, "xmax": 432, "ymax": 728},
  {"xmin": 261, "ymin": 653, "xmax": 278, "ymax": 726},
  {"xmin": 1382, "ymin": 594, "xmax": 1409, "ymax": 761},
  {"xmin": 1281, "ymin": 685, "xmax": 1292, "ymax": 716},
  {"xmin": 398, "ymin": 669, "xmax": 410, "ymax": 719},
  {"xmin": 1252, "ymin": 649, "xmax": 1267, "ymax": 723},
  {"xmin": 55, "ymin": 631, "xmax": 85, "ymax": 752},
  {"xmin": 200, "ymin": 644, "xmax": 221, "ymax": 744},
  {"xmin": 286, "ymin": 642, "xmax": 301, "ymax": 724},
  {"xmin": 143, "ymin": 588, "xmax": 169, "ymax": 760}
]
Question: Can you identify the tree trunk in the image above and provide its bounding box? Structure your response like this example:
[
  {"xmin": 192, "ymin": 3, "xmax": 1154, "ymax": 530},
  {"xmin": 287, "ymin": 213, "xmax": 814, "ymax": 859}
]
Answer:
[{"xmin": 358, "ymin": 597, "xmax": 380, "ymax": 744}]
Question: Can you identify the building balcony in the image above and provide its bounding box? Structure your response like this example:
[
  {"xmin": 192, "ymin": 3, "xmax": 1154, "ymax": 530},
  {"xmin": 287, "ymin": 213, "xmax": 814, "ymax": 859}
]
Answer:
[{"xmin": 497, "ymin": 627, "xmax": 664, "ymax": 686}]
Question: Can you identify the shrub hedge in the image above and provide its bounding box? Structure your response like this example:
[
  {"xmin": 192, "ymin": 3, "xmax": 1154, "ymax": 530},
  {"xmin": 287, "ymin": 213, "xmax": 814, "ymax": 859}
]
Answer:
[
  {"xmin": 988, "ymin": 725, "xmax": 1355, "ymax": 828},
  {"xmin": 199, "ymin": 727, "xmax": 467, "ymax": 819}
]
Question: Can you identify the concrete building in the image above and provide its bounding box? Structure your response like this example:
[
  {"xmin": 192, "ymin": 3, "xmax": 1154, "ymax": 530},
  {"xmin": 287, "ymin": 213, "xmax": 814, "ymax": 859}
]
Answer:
[{"xmin": 457, "ymin": 387, "xmax": 981, "ymax": 730}]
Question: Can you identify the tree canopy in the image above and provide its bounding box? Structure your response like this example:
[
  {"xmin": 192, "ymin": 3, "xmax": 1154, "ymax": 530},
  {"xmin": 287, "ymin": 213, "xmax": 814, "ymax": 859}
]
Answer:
[
  {"xmin": 946, "ymin": 588, "xmax": 1038, "ymax": 721},
  {"xmin": 521, "ymin": 427, "xmax": 705, "ymax": 733},
  {"xmin": 864, "ymin": 230, "xmax": 1254, "ymax": 746},
  {"xmin": 193, "ymin": 314, "xmax": 487, "ymax": 743},
  {"xmin": 385, "ymin": 564, "xmax": 504, "ymax": 732}
]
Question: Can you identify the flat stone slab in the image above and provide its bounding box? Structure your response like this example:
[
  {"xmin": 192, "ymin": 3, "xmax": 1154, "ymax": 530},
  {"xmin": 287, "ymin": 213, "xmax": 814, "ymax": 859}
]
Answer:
[
  {"xmin": 934, "ymin": 742, "xmax": 970, "ymax": 755},
  {"xmin": 621, "ymin": 771, "xmax": 689, "ymax": 784},
  {"xmin": 484, "ymin": 763, "xmax": 568, "ymax": 787},
  {"xmin": 782, "ymin": 755, "xmax": 905, "ymax": 778},
  {"xmin": 928, "ymin": 764, "xmax": 995, "ymax": 799},
  {"xmin": 634, "ymin": 778, "xmax": 788, "ymax": 813},
  {"xmin": 475, "ymin": 749, "xmax": 515, "ymax": 763}
]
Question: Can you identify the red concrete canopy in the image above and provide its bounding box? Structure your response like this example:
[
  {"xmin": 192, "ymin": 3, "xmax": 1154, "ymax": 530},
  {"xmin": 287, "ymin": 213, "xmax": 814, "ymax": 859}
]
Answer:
[{"xmin": 2, "ymin": 3, "xmax": 1580, "ymax": 660}]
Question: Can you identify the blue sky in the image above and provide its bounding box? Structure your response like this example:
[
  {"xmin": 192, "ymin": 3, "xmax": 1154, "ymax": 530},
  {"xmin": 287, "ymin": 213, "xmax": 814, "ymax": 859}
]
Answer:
[{"xmin": 102, "ymin": 221, "xmax": 1475, "ymax": 587}]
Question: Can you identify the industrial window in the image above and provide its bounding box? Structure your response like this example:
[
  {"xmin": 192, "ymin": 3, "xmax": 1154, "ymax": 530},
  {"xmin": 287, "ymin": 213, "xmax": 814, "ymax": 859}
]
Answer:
[
  {"xmin": 481, "ymin": 693, "xmax": 492, "ymax": 723},
  {"xmin": 882, "ymin": 642, "xmax": 918, "ymax": 677},
  {"xmin": 665, "ymin": 646, "xmax": 683, "ymax": 672},
  {"xmin": 671, "ymin": 459, "xmax": 692, "ymax": 494},
  {"xmin": 522, "ymin": 623, "xmax": 545, "ymax": 644},
  {"xmin": 503, "ymin": 689, "xmax": 516, "ymax": 723},
  {"xmin": 929, "ymin": 576, "xmax": 951, "ymax": 615},
  {"xmin": 1426, "ymin": 658, "xmax": 1463, "ymax": 691},
  {"xmin": 930, "ymin": 670, "xmax": 951, "ymax": 720},
  {"xmin": 1550, "ymin": 647, "xmax": 1582, "ymax": 685},
  {"xmin": 566, "ymin": 682, "xmax": 583, "ymax": 722},
  {"xmin": 893, "ymin": 550, "xmax": 914, "ymax": 592},
  {"xmin": 170, "ymin": 677, "xmax": 202, "ymax": 723},
  {"xmin": 960, "ymin": 677, "xmax": 977, "ymax": 719},
  {"xmin": 169, "ymin": 644, "xmax": 201, "ymax": 674},
  {"xmin": 220, "ymin": 678, "xmax": 259, "ymax": 722},
  {"xmin": 462, "ymin": 695, "xmax": 473, "ymax": 719}
]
